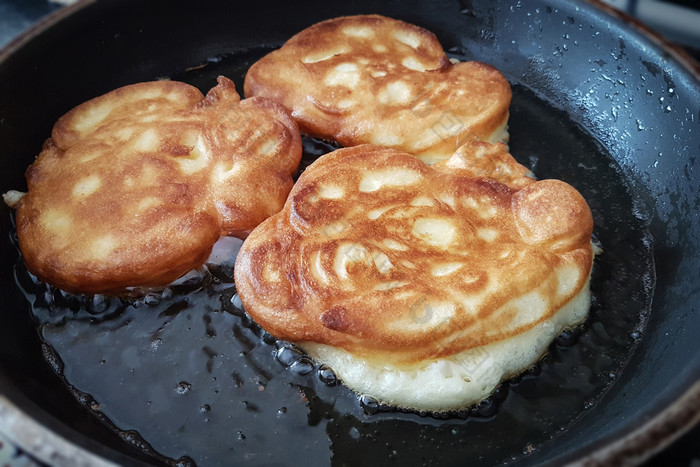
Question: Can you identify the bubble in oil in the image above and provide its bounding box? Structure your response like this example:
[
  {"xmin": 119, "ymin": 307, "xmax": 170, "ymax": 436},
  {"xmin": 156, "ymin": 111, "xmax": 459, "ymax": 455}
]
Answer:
[
  {"xmin": 289, "ymin": 357, "xmax": 314, "ymax": 375},
  {"xmin": 260, "ymin": 330, "xmax": 277, "ymax": 345},
  {"xmin": 229, "ymin": 292, "xmax": 244, "ymax": 313},
  {"xmin": 275, "ymin": 345, "xmax": 305, "ymax": 367},
  {"xmin": 491, "ymin": 384, "xmax": 508, "ymax": 401},
  {"xmin": 360, "ymin": 394, "xmax": 380, "ymax": 415},
  {"xmin": 173, "ymin": 457, "xmax": 196, "ymax": 467},
  {"xmin": 555, "ymin": 328, "xmax": 581, "ymax": 347},
  {"xmin": 318, "ymin": 364, "xmax": 339, "ymax": 386},
  {"xmin": 87, "ymin": 295, "xmax": 110, "ymax": 314}
]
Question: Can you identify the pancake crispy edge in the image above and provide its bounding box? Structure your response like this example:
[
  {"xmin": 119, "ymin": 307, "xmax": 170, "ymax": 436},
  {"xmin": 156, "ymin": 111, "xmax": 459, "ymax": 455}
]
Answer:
[
  {"xmin": 244, "ymin": 14, "xmax": 511, "ymax": 163},
  {"xmin": 11, "ymin": 76, "xmax": 302, "ymax": 294},
  {"xmin": 234, "ymin": 142, "xmax": 595, "ymax": 410}
]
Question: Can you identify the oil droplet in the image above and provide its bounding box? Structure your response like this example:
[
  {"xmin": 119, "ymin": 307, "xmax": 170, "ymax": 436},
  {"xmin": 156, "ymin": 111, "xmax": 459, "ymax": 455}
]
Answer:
[
  {"xmin": 231, "ymin": 371, "xmax": 244, "ymax": 388},
  {"xmin": 254, "ymin": 377, "xmax": 266, "ymax": 391},
  {"xmin": 175, "ymin": 381, "xmax": 192, "ymax": 394},
  {"xmin": 149, "ymin": 337, "xmax": 162, "ymax": 351},
  {"xmin": 523, "ymin": 443, "xmax": 536, "ymax": 454}
]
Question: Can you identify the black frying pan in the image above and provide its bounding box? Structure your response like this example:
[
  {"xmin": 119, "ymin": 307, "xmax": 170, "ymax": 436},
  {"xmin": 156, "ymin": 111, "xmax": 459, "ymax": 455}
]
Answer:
[{"xmin": 0, "ymin": 0, "xmax": 698, "ymax": 465}]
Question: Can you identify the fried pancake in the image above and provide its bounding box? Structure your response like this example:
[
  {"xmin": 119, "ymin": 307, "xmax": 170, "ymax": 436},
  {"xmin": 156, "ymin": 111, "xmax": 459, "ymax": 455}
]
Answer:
[
  {"xmin": 234, "ymin": 142, "xmax": 594, "ymax": 410},
  {"xmin": 10, "ymin": 76, "xmax": 301, "ymax": 294},
  {"xmin": 244, "ymin": 15, "xmax": 511, "ymax": 163}
]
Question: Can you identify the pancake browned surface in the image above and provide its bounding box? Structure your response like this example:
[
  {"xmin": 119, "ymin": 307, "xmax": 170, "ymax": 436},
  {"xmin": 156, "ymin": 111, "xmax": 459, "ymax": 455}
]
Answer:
[
  {"xmin": 8, "ymin": 76, "xmax": 301, "ymax": 294},
  {"xmin": 244, "ymin": 15, "xmax": 511, "ymax": 163},
  {"xmin": 234, "ymin": 142, "xmax": 594, "ymax": 410}
]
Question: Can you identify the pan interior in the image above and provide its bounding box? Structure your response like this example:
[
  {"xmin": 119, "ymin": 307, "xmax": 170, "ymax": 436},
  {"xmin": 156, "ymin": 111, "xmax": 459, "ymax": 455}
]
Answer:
[{"xmin": 9, "ymin": 44, "xmax": 656, "ymax": 465}]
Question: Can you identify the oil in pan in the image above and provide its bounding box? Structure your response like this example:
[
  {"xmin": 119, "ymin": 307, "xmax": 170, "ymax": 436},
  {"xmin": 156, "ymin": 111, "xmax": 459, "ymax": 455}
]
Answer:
[{"xmin": 12, "ymin": 52, "xmax": 656, "ymax": 467}]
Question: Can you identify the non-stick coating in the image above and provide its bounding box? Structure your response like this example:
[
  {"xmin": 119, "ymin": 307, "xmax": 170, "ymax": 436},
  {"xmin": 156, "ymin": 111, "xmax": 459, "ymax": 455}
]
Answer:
[{"xmin": 0, "ymin": 0, "xmax": 698, "ymax": 465}]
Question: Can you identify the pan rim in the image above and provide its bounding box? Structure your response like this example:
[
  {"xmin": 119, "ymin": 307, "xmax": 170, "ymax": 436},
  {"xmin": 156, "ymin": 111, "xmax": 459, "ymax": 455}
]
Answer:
[
  {"xmin": 572, "ymin": 380, "xmax": 700, "ymax": 466},
  {"xmin": 0, "ymin": 0, "xmax": 94, "ymax": 66}
]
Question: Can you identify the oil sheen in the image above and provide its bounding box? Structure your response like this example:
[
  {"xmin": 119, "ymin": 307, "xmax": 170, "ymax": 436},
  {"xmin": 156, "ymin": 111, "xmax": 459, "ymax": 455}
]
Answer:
[{"xmin": 14, "ymin": 50, "xmax": 655, "ymax": 466}]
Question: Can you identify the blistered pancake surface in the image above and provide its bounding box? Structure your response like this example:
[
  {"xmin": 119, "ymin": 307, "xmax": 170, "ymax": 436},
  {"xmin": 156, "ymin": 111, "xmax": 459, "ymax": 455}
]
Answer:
[
  {"xmin": 13, "ymin": 77, "xmax": 301, "ymax": 294},
  {"xmin": 244, "ymin": 15, "xmax": 511, "ymax": 163},
  {"xmin": 234, "ymin": 142, "xmax": 594, "ymax": 407}
]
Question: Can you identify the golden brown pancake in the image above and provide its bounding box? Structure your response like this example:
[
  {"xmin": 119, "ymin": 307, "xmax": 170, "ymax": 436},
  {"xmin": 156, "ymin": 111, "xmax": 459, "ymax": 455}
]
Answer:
[
  {"xmin": 244, "ymin": 15, "xmax": 511, "ymax": 163},
  {"xmin": 234, "ymin": 142, "xmax": 594, "ymax": 410},
  {"xmin": 9, "ymin": 76, "xmax": 301, "ymax": 294}
]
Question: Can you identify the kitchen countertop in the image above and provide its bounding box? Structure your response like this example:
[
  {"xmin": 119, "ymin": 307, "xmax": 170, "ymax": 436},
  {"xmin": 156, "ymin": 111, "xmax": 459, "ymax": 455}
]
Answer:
[{"xmin": 0, "ymin": 1, "xmax": 698, "ymax": 466}]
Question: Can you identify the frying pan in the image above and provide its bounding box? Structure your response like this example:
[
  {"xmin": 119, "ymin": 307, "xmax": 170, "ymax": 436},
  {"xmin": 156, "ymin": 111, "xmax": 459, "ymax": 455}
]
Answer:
[{"xmin": 0, "ymin": 0, "xmax": 698, "ymax": 465}]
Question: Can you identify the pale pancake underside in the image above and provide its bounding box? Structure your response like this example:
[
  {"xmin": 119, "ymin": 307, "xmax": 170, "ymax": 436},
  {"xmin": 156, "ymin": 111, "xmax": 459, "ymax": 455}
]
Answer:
[
  {"xmin": 13, "ymin": 76, "xmax": 301, "ymax": 294},
  {"xmin": 302, "ymin": 282, "xmax": 590, "ymax": 411},
  {"xmin": 234, "ymin": 142, "xmax": 595, "ymax": 410},
  {"xmin": 244, "ymin": 14, "xmax": 512, "ymax": 163}
]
